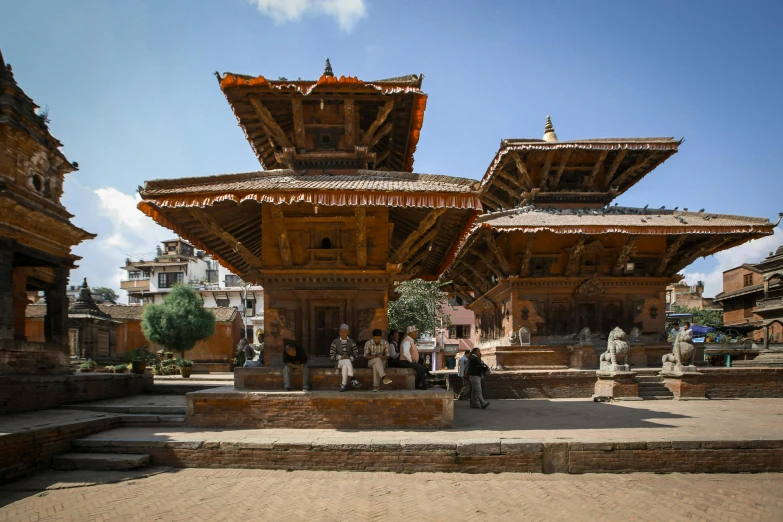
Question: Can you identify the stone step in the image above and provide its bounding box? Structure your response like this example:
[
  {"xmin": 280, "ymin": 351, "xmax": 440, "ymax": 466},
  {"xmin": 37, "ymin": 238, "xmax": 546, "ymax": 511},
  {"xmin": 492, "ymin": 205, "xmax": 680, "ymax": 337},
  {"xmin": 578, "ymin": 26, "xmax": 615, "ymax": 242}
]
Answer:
[
  {"xmin": 638, "ymin": 386, "xmax": 672, "ymax": 393},
  {"xmin": 148, "ymin": 383, "xmax": 229, "ymax": 395},
  {"xmin": 65, "ymin": 404, "xmax": 185, "ymax": 415},
  {"xmin": 639, "ymin": 395, "xmax": 674, "ymax": 400},
  {"xmin": 121, "ymin": 414, "xmax": 186, "ymax": 427},
  {"xmin": 51, "ymin": 453, "xmax": 150, "ymax": 471},
  {"xmin": 637, "ymin": 383, "xmax": 669, "ymax": 389}
]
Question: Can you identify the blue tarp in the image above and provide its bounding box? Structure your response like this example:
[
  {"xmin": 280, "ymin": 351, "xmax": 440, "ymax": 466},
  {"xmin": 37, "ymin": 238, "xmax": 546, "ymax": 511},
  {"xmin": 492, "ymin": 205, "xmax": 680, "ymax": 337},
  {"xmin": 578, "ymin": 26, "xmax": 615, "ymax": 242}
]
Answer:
[{"xmin": 691, "ymin": 325, "xmax": 716, "ymax": 336}]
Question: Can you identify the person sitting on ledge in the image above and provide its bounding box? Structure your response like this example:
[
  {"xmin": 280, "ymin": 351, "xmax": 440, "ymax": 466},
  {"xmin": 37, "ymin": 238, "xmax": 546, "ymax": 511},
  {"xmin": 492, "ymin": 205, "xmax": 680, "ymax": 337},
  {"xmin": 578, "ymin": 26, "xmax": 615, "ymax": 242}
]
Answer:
[
  {"xmin": 399, "ymin": 325, "xmax": 428, "ymax": 390},
  {"xmin": 364, "ymin": 328, "xmax": 393, "ymax": 392},
  {"xmin": 329, "ymin": 323, "xmax": 361, "ymax": 392},
  {"xmin": 283, "ymin": 343, "xmax": 311, "ymax": 392},
  {"xmin": 241, "ymin": 338, "xmax": 263, "ymax": 368},
  {"xmin": 387, "ymin": 330, "xmax": 401, "ymax": 367}
]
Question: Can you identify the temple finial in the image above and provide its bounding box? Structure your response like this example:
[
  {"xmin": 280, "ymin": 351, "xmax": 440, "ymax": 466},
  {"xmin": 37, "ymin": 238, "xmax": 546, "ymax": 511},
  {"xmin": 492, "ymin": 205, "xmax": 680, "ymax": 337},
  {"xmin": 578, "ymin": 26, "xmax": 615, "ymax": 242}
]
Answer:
[
  {"xmin": 543, "ymin": 115, "xmax": 558, "ymax": 142},
  {"xmin": 323, "ymin": 58, "xmax": 334, "ymax": 77},
  {"xmin": 82, "ymin": 277, "xmax": 88, "ymax": 287}
]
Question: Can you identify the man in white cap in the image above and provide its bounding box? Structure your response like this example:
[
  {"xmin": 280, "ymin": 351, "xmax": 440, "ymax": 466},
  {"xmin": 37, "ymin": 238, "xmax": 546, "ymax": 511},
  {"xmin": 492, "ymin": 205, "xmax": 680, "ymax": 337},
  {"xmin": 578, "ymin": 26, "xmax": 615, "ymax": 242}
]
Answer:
[
  {"xmin": 399, "ymin": 325, "xmax": 428, "ymax": 390},
  {"xmin": 329, "ymin": 323, "xmax": 361, "ymax": 392}
]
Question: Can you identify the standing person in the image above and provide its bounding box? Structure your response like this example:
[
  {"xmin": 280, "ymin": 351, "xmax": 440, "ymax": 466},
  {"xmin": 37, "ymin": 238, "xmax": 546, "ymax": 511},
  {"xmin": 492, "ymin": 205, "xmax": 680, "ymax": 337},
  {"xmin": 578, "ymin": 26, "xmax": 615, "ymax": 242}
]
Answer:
[
  {"xmin": 364, "ymin": 329, "xmax": 393, "ymax": 392},
  {"xmin": 329, "ymin": 324, "xmax": 361, "ymax": 392},
  {"xmin": 240, "ymin": 338, "xmax": 261, "ymax": 368},
  {"xmin": 457, "ymin": 350, "xmax": 471, "ymax": 400},
  {"xmin": 387, "ymin": 330, "xmax": 400, "ymax": 367},
  {"xmin": 282, "ymin": 343, "xmax": 311, "ymax": 391},
  {"xmin": 669, "ymin": 322, "xmax": 680, "ymax": 348},
  {"xmin": 467, "ymin": 348, "xmax": 490, "ymax": 409},
  {"xmin": 399, "ymin": 325, "xmax": 428, "ymax": 390}
]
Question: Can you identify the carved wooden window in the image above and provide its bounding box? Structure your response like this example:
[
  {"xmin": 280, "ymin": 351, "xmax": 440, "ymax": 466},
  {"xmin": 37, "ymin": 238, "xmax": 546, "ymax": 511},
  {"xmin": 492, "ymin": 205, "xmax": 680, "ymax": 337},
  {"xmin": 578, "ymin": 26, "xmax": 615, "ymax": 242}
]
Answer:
[
  {"xmin": 448, "ymin": 325, "xmax": 471, "ymax": 339},
  {"xmin": 97, "ymin": 330, "xmax": 109, "ymax": 356},
  {"xmin": 744, "ymin": 274, "xmax": 753, "ymax": 287},
  {"xmin": 68, "ymin": 328, "xmax": 79, "ymax": 356},
  {"xmin": 215, "ymin": 298, "xmax": 230, "ymax": 308}
]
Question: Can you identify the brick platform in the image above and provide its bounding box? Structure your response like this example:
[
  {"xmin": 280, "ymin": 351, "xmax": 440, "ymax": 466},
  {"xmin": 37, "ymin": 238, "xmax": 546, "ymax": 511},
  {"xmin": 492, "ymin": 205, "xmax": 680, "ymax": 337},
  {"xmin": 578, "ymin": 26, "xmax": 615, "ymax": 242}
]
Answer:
[
  {"xmin": 234, "ymin": 367, "xmax": 416, "ymax": 390},
  {"xmin": 185, "ymin": 387, "xmax": 453, "ymax": 429},
  {"xmin": 0, "ymin": 373, "xmax": 153, "ymax": 415}
]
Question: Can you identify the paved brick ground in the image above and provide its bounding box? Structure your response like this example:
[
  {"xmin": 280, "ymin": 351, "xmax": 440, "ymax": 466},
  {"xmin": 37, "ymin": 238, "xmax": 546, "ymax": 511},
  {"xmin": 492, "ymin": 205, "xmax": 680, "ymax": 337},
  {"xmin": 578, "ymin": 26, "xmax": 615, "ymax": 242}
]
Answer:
[{"xmin": 1, "ymin": 468, "xmax": 782, "ymax": 521}]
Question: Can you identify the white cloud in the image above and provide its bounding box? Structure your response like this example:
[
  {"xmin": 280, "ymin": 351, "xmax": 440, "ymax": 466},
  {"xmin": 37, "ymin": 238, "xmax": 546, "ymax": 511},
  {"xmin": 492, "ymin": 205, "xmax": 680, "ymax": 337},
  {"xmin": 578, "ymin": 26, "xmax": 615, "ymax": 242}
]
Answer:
[
  {"xmin": 249, "ymin": 0, "xmax": 366, "ymax": 32},
  {"xmin": 683, "ymin": 229, "xmax": 781, "ymax": 297},
  {"xmin": 65, "ymin": 183, "xmax": 171, "ymax": 302}
]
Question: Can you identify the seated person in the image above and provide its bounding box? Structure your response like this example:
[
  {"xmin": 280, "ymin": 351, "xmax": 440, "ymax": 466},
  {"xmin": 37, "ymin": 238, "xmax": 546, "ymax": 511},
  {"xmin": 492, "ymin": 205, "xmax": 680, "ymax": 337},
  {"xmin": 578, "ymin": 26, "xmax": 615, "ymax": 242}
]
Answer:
[
  {"xmin": 363, "ymin": 328, "xmax": 393, "ymax": 392},
  {"xmin": 329, "ymin": 324, "xmax": 361, "ymax": 392},
  {"xmin": 282, "ymin": 343, "xmax": 311, "ymax": 391},
  {"xmin": 241, "ymin": 338, "xmax": 263, "ymax": 368},
  {"xmin": 399, "ymin": 325, "xmax": 428, "ymax": 390},
  {"xmin": 387, "ymin": 330, "xmax": 400, "ymax": 367}
]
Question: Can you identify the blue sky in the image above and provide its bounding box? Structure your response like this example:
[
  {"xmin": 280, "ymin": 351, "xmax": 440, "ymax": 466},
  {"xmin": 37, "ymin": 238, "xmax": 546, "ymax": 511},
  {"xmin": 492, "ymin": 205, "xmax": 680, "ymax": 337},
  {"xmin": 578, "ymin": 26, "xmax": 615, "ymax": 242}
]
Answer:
[{"xmin": 3, "ymin": 0, "xmax": 781, "ymax": 298}]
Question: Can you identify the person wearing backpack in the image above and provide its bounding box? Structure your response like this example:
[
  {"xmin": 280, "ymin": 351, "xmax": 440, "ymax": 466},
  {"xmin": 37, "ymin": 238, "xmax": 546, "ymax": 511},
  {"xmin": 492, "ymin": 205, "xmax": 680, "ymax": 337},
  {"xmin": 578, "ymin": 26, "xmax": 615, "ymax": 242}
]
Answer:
[{"xmin": 467, "ymin": 348, "xmax": 490, "ymax": 409}]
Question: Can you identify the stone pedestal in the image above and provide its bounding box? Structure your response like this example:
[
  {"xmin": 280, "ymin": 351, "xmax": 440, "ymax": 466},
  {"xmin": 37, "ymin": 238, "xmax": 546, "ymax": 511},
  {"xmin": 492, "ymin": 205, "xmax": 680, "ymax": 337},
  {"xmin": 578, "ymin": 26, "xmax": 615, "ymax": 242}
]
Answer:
[
  {"xmin": 594, "ymin": 370, "xmax": 641, "ymax": 400},
  {"xmin": 569, "ymin": 344, "xmax": 598, "ymax": 369},
  {"xmin": 660, "ymin": 370, "xmax": 705, "ymax": 400}
]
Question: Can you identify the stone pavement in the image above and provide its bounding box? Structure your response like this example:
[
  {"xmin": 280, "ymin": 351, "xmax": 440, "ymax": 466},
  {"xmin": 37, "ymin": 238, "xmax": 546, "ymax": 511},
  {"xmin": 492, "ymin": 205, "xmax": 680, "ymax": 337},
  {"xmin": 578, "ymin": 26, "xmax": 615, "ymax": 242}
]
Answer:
[
  {"xmin": 66, "ymin": 397, "xmax": 783, "ymax": 443},
  {"xmin": 1, "ymin": 468, "xmax": 782, "ymax": 521}
]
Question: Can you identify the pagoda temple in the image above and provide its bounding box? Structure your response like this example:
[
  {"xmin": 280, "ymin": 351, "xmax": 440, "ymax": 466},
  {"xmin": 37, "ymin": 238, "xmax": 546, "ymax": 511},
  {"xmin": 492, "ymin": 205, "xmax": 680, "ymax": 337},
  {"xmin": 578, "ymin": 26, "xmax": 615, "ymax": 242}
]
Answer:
[
  {"xmin": 138, "ymin": 61, "xmax": 482, "ymax": 364},
  {"xmin": 0, "ymin": 49, "xmax": 95, "ymax": 374},
  {"xmin": 441, "ymin": 117, "xmax": 778, "ymax": 368},
  {"xmin": 138, "ymin": 61, "xmax": 777, "ymax": 369}
]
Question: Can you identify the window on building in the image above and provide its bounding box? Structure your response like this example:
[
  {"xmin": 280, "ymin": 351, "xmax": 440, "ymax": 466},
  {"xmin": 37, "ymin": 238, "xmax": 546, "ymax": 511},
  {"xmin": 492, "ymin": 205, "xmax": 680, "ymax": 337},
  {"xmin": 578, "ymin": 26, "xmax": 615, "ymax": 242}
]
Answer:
[
  {"xmin": 215, "ymin": 298, "xmax": 230, "ymax": 308},
  {"xmin": 245, "ymin": 299, "xmax": 256, "ymax": 316},
  {"xmin": 158, "ymin": 272, "xmax": 184, "ymax": 288},
  {"xmin": 744, "ymin": 274, "xmax": 753, "ymax": 287},
  {"xmin": 225, "ymin": 275, "xmax": 240, "ymax": 287},
  {"xmin": 167, "ymin": 245, "xmax": 176, "ymax": 252},
  {"xmin": 129, "ymin": 296, "xmax": 142, "ymax": 304},
  {"xmin": 448, "ymin": 325, "xmax": 471, "ymax": 339},
  {"xmin": 206, "ymin": 270, "xmax": 219, "ymax": 284}
]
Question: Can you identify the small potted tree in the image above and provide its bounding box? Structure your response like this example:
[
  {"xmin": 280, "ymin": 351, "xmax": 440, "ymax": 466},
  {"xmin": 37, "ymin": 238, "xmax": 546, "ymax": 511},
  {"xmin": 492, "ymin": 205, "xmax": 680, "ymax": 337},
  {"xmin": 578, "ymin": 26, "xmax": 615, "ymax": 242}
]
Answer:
[
  {"xmin": 177, "ymin": 358, "xmax": 194, "ymax": 378},
  {"xmin": 141, "ymin": 285, "xmax": 215, "ymax": 379},
  {"xmin": 125, "ymin": 346, "xmax": 156, "ymax": 375},
  {"xmin": 79, "ymin": 360, "xmax": 98, "ymax": 373}
]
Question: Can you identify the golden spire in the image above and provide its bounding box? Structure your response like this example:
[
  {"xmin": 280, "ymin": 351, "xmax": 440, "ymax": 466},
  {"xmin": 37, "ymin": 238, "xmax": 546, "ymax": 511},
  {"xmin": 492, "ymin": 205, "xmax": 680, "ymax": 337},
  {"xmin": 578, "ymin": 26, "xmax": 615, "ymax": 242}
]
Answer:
[{"xmin": 543, "ymin": 115, "xmax": 558, "ymax": 142}]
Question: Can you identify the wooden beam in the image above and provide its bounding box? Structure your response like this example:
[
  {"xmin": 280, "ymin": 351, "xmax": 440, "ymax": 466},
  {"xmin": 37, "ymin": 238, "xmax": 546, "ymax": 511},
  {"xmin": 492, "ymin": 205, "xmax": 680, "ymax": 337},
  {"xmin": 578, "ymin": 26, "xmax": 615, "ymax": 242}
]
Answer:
[
  {"xmin": 367, "ymin": 121, "xmax": 393, "ymax": 149},
  {"xmin": 510, "ymin": 151, "xmax": 533, "ymax": 189},
  {"xmin": 491, "ymin": 177, "xmax": 521, "ymax": 201},
  {"xmin": 612, "ymin": 153, "xmax": 654, "ymax": 188},
  {"xmin": 481, "ymin": 191, "xmax": 508, "ymax": 211},
  {"xmin": 497, "ymin": 168, "xmax": 525, "ymax": 191},
  {"xmin": 390, "ymin": 208, "xmax": 446, "ymax": 264},
  {"xmin": 519, "ymin": 233, "xmax": 536, "ymax": 276},
  {"xmin": 670, "ymin": 236, "xmax": 731, "ymax": 274},
  {"xmin": 404, "ymin": 245, "xmax": 431, "ymax": 273},
  {"xmin": 269, "ymin": 205, "xmax": 293, "ymax": 267},
  {"xmin": 248, "ymin": 96, "xmax": 291, "ymax": 149},
  {"xmin": 454, "ymin": 273, "xmax": 482, "ymax": 298},
  {"xmin": 539, "ymin": 150, "xmax": 555, "ymax": 189},
  {"xmin": 551, "ymin": 149, "xmax": 573, "ymax": 189},
  {"xmin": 460, "ymin": 262, "xmax": 490, "ymax": 293},
  {"xmin": 374, "ymin": 147, "xmax": 390, "ymax": 168},
  {"xmin": 564, "ymin": 236, "xmax": 586, "ymax": 276},
  {"xmin": 602, "ymin": 149, "xmax": 627, "ymax": 189},
  {"xmin": 355, "ymin": 206, "xmax": 366, "ymax": 268},
  {"xmin": 483, "ymin": 229, "xmax": 511, "ymax": 275},
  {"xmin": 474, "ymin": 251, "xmax": 503, "ymax": 279},
  {"xmin": 361, "ymin": 99, "xmax": 395, "ymax": 146},
  {"xmin": 401, "ymin": 228, "xmax": 438, "ymax": 266},
  {"xmin": 584, "ymin": 150, "xmax": 609, "ymax": 188},
  {"xmin": 612, "ymin": 234, "xmax": 640, "ymax": 276},
  {"xmin": 655, "ymin": 235, "xmax": 687, "ymax": 276},
  {"xmin": 186, "ymin": 210, "xmax": 265, "ymax": 270},
  {"xmin": 344, "ymin": 98, "xmax": 355, "ymax": 148},
  {"xmin": 291, "ymin": 97, "xmax": 306, "ymax": 148}
]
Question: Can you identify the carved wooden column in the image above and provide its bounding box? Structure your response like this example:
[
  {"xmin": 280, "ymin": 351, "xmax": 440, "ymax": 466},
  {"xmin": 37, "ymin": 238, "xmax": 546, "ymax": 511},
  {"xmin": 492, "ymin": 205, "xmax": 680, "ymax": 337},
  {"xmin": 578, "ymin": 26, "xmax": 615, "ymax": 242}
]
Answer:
[
  {"xmin": 44, "ymin": 265, "xmax": 70, "ymax": 351},
  {"xmin": 12, "ymin": 268, "xmax": 30, "ymax": 341},
  {"xmin": 0, "ymin": 247, "xmax": 14, "ymax": 340}
]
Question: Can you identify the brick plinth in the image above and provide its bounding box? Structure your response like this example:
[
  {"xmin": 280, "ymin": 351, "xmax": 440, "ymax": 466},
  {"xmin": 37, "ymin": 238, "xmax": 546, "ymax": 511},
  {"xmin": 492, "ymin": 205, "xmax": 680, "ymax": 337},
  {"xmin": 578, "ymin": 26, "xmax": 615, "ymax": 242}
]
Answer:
[
  {"xmin": 185, "ymin": 387, "xmax": 453, "ymax": 429},
  {"xmin": 0, "ymin": 373, "xmax": 153, "ymax": 415},
  {"xmin": 0, "ymin": 339, "xmax": 70, "ymax": 375},
  {"xmin": 568, "ymin": 345, "xmax": 598, "ymax": 369},
  {"xmin": 449, "ymin": 370, "xmax": 597, "ymax": 399},
  {"xmin": 661, "ymin": 372, "xmax": 706, "ymax": 400},
  {"xmin": 234, "ymin": 367, "xmax": 415, "ymax": 390},
  {"xmin": 594, "ymin": 371, "xmax": 640, "ymax": 400},
  {"xmin": 489, "ymin": 345, "xmax": 570, "ymax": 369}
]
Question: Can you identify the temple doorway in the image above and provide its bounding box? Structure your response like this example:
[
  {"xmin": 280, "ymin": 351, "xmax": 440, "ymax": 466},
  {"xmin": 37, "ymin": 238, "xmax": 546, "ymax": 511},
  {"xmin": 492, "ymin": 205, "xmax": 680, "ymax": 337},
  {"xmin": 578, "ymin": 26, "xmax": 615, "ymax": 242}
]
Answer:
[{"xmin": 314, "ymin": 306, "xmax": 340, "ymax": 357}]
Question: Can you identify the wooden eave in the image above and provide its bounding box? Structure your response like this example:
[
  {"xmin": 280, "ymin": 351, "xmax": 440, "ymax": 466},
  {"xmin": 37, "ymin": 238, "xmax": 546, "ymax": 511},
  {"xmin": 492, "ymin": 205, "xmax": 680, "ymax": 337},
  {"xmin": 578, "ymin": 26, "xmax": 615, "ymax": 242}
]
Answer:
[
  {"xmin": 478, "ymin": 139, "xmax": 680, "ymax": 210},
  {"xmin": 219, "ymin": 73, "xmax": 426, "ymax": 172}
]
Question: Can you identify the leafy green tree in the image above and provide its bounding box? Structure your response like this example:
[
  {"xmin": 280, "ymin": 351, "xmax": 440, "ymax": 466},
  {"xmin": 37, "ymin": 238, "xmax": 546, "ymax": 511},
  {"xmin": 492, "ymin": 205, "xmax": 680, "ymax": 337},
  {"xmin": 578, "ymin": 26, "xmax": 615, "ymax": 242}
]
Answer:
[
  {"xmin": 672, "ymin": 304, "xmax": 723, "ymax": 329},
  {"xmin": 388, "ymin": 279, "xmax": 452, "ymax": 336},
  {"xmin": 141, "ymin": 285, "xmax": 215, "ymax": 357},
  {"xmin": 92, "ymin": 286, "xmax": 119, "ymax": 304}
]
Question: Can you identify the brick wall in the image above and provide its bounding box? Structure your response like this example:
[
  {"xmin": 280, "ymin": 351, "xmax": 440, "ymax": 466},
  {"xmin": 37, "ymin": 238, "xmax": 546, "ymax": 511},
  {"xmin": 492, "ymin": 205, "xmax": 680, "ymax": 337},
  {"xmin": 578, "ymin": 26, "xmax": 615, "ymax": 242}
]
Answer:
[
  {"xmin": 0, "ymin": 373, "xmax": 153, "ymax": 415},
  {"xmin": 186, "ymin": 389, "xmax": 453, "ymax": 429},
  {"xmin": 723, "ymin": 267, "xmax": 757, "ymax": 294},
  {"xmin": 234, "ymin": 367, "xmax": 415, "ymax": 390},
  {"xmin": 449, "ymin": 370, "xmax": 597, "ymax": 399},
  {"xmin": 0, "ymin": 416, "xmax": 121, "ymax": 484},
  {"xmin": 700, "ymin": 367, "xmax": 783, "ymax": 398}
]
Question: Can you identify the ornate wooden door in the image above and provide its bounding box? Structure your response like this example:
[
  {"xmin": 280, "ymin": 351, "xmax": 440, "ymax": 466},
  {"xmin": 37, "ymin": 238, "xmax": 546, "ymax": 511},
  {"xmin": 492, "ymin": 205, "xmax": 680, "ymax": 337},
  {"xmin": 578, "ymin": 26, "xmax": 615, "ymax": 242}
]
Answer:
[{"xmin": 314, "ymin": 307, "xmax": 340, "ymax": 357}]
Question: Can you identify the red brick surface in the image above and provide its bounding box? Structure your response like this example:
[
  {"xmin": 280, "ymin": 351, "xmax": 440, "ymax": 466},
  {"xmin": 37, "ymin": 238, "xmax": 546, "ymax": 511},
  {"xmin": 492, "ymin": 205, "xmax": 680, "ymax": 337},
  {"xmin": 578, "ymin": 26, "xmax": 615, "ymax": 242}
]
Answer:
[
  {"xmin": 0, "ymin": 374, "xmax": 153, "ymax": 415},
  {"xmin": 234, "ymin": 367, "xmax": 415, "ymax": 390}
]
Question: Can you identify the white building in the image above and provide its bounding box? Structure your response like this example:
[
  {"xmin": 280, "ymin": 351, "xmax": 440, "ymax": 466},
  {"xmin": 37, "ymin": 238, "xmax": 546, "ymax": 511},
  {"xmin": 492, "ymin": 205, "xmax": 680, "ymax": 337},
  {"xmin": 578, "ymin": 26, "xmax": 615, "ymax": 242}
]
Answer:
[{"xmin": 120, "ymin": 238, "xmax": 264, "ymax": 340}]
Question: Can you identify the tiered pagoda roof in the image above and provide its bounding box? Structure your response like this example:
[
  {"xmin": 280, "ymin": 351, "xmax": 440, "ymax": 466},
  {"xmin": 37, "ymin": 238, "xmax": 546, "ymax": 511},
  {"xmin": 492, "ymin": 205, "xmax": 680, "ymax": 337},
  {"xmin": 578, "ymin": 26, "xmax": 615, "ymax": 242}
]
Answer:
[{"xmin": 219, "ymin": 59, "xmax": 426, "ymax": 172}]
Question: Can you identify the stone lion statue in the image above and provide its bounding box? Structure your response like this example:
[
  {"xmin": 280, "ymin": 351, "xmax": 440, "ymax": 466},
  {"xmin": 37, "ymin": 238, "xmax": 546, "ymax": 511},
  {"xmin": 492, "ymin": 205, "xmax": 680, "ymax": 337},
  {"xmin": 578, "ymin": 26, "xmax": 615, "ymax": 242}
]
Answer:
[
  {"xmin": 662, "ymin": 327, "xmax": 695, "ymax": 370},
  {"xmin": 599, "ymin": 327, "xmax": 630, "ymax": 370}
]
